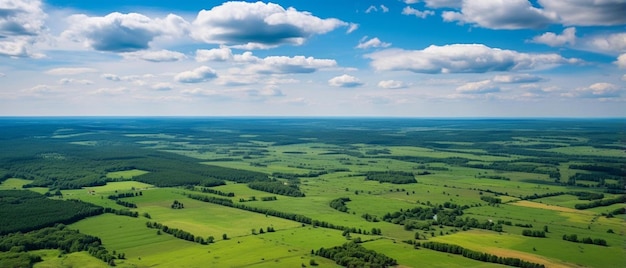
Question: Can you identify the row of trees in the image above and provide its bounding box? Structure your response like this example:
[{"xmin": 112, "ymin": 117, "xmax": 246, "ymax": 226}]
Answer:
[
  {"xmin": 521, "ymin": 230, "xmax": 546, "ymax": 238},
  {"xmin": 365, "ymin": 171, "xmax": 416, "ymax": 184},
  {"xmin": 418, "ymin": 241, "xmax": 545, "ymax": 268},
  {"xmin": 315, "ymin": 242, "xmax": 397, "ymax": 267},
  {"xmin": 146, "ymin": 221, "xmax": 205, "ymax": 245},
  {"xmin": 247, "ymin": 181, "xmax": 305, "ymax": 197},
  {"xmin": 562, "ymin": 234, "xmax": 608, "ymax": 246},
  {"xmin": 574, "ymin": 195, "xmax": 626, "ymax": 209},
  {"xmin": 382, "ymin": 206, "xmax": 503, "ymax": 232}
]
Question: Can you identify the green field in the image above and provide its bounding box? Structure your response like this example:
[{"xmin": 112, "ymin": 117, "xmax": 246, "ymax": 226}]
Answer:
[{"xmin": 1, "ymin": 118, "xmax": 624, "ymax": 267}]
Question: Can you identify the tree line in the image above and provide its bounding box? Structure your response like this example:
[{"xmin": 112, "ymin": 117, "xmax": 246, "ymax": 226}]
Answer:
[
  {"xmin": 0, "ymin": 190, "xmax": 103, "ymax": 235},
  {"xmin": 418, "ymin": 241, "xmax": 545, "ymax": 268},
  {"xmin": 329, "ymin": 197, "xmax": 350, "ymax": 212},
  {"xmin": 574, "ymin": 195, "xmax": 626, "ymax": 210},
  {"xmin": 365, "ymin": 171, "xmax": 416, "ymax": 184},
  {"xmin": 247, "ymin": 181, "xmax": 305, "ymax": 197},
  {"xmin": 314, "ymin": 242, "xmax": 397, "ymax": 268},
  {"xmin": 562, "ymin": 234, "xmax": 608, "ymax": 246}
]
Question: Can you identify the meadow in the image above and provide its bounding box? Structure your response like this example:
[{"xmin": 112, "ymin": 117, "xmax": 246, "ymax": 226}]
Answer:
[{"xmin": 0, "ymin": 118, "xmax": 624, "ymax": 267}]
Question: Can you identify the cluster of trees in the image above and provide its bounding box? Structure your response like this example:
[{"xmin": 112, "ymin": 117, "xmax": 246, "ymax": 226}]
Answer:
[
  {"xmin": 260, "ymin": 196, "xmax": 277, "ymax": 201},
  {"xmin": 418, "ymin": 241, "xmax": 545, "ymax": 268},
  {"xmin": 0, "ymin": 224, "xmax": 118, "ymax": 266},
  {"xmin": 251, "ymin": 226, "xmax": 276, "ymax": 235},
  {"xmin": 382, "ymin": 206, "xmax": 502, "ymax": 232},
  {"xmin": 562, "ymin": 234, "xmax": 608, "ymax": 246},
  {"xmin": 521, "ymin": 230, "xmax": 546, "ymax": 238},
  {"xmin": 315, "ymin": 242, "xmax": 397, "ymax": 268},
  {"xmin": 116, "ymin": 199, "xmax": 137, "ymax": 208},
  {"xmin": 480, "ymin": 196, "xmax": 502, "ymax": 204},
  {"xmin": 0, "ymin": 190, "xmax": 103, "ymax": 235},
  {"xmin": 107, "ymin": 192, "xmax": 140, "ymax": 200},
  {"xmin": 365, "ymin": 171, "xmax": 416, "ymax": 184},
  {"xmin": 247, "ymin": 181, "xmax": 305, "ymax": 197},
  {"xmin": 171, "ymin": 200, "xmax": 184, "ymax": 209},
  {"xmin": 574, "ymin": 195, "xmax": 626, "ymax": 209},
  {"xmin": 602, "ymin": 207, "xmax": 625, "ymax": 218},
  {"xmin": 146, "ymin": 221, "xmax": 206, "ymax": 245},
  {"xmin": 329, "ymin": 197, "xmax": 350, "ymax": 212},
  {"xmin": 361, "ymin": 213, "xmax": 379, "ymax": 222}
]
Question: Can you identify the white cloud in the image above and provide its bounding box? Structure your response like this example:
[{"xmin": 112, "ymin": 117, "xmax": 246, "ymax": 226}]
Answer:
[
  {"xmin": 0, "ymin": 0, "xmax": 46, "ymax": 58},
  {"xmin": 357, "ymin": 37, "xmax": 391, "ymax": 49},
  {"xmin": 62, "ymin": 12, "xmax": 188, "ymax": 52},
  {"xmin": 196, "ymin": 47, "xmax": 233, "ymax": 62},
  {"xmin": 531, "ymin": 27, "xmax": 577, "ymax": 47},
  {"xmin": 365, "ymin": 5, "xmax": 378, "ymax": 13},
  {"xmin": 45, "ymin": 67, "xmax": 98, "ymax": 75},
  {"xmin": 0, "ymin": 73, "xmax": 5, "ymax": 77},
  {"xmin": 456, "ymin": 80, "xmax": 500, "ymax": 94},
  {"xmin": 23, "ymin": 84, "xmax": 56, "ymax": 95},
  {"xmin": 250, "ymin": 55, "xmax": 337, "ymax": 74},
  {"xmin": 493, "ymin": 74, "xmax": 544, "ymax": 83},
  {"xmin": 562, "ymin": 82, "xmax": 623, "ymax": 99},
  {"xmin": 378, "ymin": 80, "xmax": 409, "ymax": 89},
  {"xmin": 191, "ymin": 1, "xmax": 348, "ymax": 49},
  {"xmin": 121, "ymin": 49, "xmax": 186, "ymax": 62},
  {"xmin": 328, "ymin": 74, "xmax": 363, "ymax": 87},
  {"xmin": 443, "ymin": 0, "xmax": 557, "ymax": 30},
  {"xmin": 174, "ymin": 66, "xmax": 217, "ymax": 83},
  {"xmin": 582, "ymin": 32, "xmax": 626, "ymax": 55},
  {"xmin": 346, "ymin": 23, "xmax": 359, "ymax": 34},
  {"xmin": 538, "ymin": 0, "xmax": 626, "ymax": 26},
  {"xmin": 404, "ymin": 0, "xmax": 462, "ymax": 8},
  {"xmin": 380, "ymin": 5, "xmax": 390, "ymax": 13},
  {"xmin": 366, "ymin": 44, "xmax": 580, "ymax": 74},
  {"xmin": 58, "ymin": 78, "xmax": 93, "ymax": 85},
  {"xmin": 622, "ymin": 74, "xmax": 626, "ymax": 81},
  {"xmin": 402, "ymin": 6, "xmax": 435, "ymax": 19},
  {"xmin": 151, "ymin": 82, "xmax": 174, "ymax": 91},
  {"xmin": 615, "ymin": 53, "xmax": 626, "ymax": 68}
]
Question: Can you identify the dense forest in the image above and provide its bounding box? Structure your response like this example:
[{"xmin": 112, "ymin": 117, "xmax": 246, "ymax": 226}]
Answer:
[
  {"xmin": 0, "ymin": 190, "xmax": 103, "ymax": 235},
  {"xmin": 315, "ymin": 242, "xmax": 398, "ymax": 267}
]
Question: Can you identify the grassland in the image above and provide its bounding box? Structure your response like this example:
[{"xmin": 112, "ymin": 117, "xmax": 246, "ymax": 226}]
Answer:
[{"xmin": 1, "ymin": 118, "xmax": 624, "ymax": 267}]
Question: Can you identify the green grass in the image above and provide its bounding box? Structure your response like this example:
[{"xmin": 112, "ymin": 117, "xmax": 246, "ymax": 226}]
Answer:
[
  {"xmin": 106, "ymin": 169, "xmax": 149, "ymax": 179},
  {"xmin": 34, "ymin": 250, "xmax": 108, "ymax": 268},
  {"xmin": 0, "ymin": 178, "xmax": 32, "ymax": 190}
]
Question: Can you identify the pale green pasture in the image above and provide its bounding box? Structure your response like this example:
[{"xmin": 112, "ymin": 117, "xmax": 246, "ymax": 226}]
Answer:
[
  {"xmin": 106, "ymin": 169, "xmax": 149, "ymax": 179},
  {"xmin": 546, "ymin": 146, "xmax": 625, "ymax": 157},
  {"xmin": 0, "ymin": 178, "xmax": 32, "ymax": 189},
  {"xmin": 34, "ymin": 250, "xmax": 108, "ymax": 268},
  {"xmin": 126, "ymin": 189, "xmax": 302, "ymax": 238},
  {"xmin": 387, "ymin": 146, "xmax": 514, "ymax": 162},
  {"xmin": 362, "ymin": 239, "xmax": 503, "ymax": 268}
]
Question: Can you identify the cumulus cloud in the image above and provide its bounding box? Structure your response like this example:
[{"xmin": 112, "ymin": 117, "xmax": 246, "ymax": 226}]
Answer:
[
  {"xmin": 0, "ymin": 0, "xmax": 46, "ymax": 58},
  {"xmin": 328, "ymin": 74, "xmax": 363, "ymax": 87},
  {"xmin": 45, "ymin": 67, "xmax": 98, "ymax": 75},
  {"xmin": 562, "ymin": 82, "xmax": 623, "ymax": 98},
  {"xmin": 538, "ymin": 0, "xmax": 626, "ymax": 26},
  {"xmin": 62, "ymin": 12, "xmax": 188, "ymax": 52},
  {"xmin": 174, "ymin": 66, "xmax": 217, "ymax": 83},
  {"xmin": 58, "ymin": 78, "xmax": 93, "ymax": 85},
  {"xmin": 456, "ymin": 80, "xmax": 500, "ymax": 94},
  {"xmin": 366, "ymin": 44, "xmax": 580, "ymax": 74},
  {"xmin": 582, "ymin": 32, "xmax": 626, "ymax": 55},
  {"xmin": 121, "ymin": 49, "xmax": 186, "ymax": 62},
  {"xmin": 531, "ymin": 27, "xmax": 577, "ymax": 47},
  {"xmin": 378, "ymin": 80, "xmax": 409, "ymax": 89},
  {"xmin": 196, "ymin": 47, "xmax": 233, "ymax": 62},
  {"xmin": 615, "ymin": 53, "xmax": 626, "ymax": 68},
  {"xmin": 356, "ymin": 37, "xmax": 391, "ymax": 49},
  {"xmin": 151, "ymin": 82, "xmax": 174, "ymax": 91},
  {"xmin": 443, "ymin": 0, "xmax": 557, "ymax": 30},
  {"xmin": 190, "ymin": 1, "xmax": 349, "ymax": 49},
  {"xmin": 402, "ymin": 6, "xmax": 435, "ymax": 19},
  {"xmin": 492, "ymin": 74, "xmax": 544, "ymax": 83},
  {"xmin": 250, "ymin": 55, "xmax": 337, "ymax": 74}
]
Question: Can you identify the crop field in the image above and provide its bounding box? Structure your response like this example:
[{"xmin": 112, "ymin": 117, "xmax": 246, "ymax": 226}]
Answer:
[{"xmin": 0, "ymin": 118, "xmax": 624, "ymax": 267}]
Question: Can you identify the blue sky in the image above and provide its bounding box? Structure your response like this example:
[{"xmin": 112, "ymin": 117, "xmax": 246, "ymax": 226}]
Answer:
[{"xmin": 1, "ymin": 0, "xmax": 625, "ymax": 117}]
